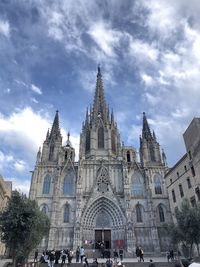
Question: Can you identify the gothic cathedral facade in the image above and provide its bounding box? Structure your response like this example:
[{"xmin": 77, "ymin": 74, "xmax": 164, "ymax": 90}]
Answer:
[{"xmin": 29, "ymin": 67, "xmax": 171, "ymax": 254}]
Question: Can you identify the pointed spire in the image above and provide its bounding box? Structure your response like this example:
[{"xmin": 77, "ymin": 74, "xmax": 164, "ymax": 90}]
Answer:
[
  {"xmin": 66, "ymin": 131, "xmax": 71, "ymax": 147},
  {"xmin": 46, "ymin": 128, "xmax": 50, "ymax": 141},
  {"xmin": 162, "ymin": 148, "xmax": 167, "ymax": 166},
  {"xmin": 153, "ymin": 130, "xmax": 156, "ymax": 141},
  {"xmin": 85, "ymin": 107, "xmax": 89, "ymax": 125},
  {"xmin": 111, "ymin": 109, "xmax": 114, "ymax": 124},
  {"xmin": 49, "ymin": 110, "xmax": 61, "ymax": 140},
  {"xmin": 142, "ymin": 112, "xmax": 153, "ymax": 140},
  {"xmin": 36, "ymin": 147, "xmax": 41, "ymax": 163},
  {"xmin": 92, "ymin": 65, "xmax": 107, "ymax": 123}
]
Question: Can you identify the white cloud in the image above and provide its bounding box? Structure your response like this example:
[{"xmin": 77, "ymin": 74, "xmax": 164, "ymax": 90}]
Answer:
[
  {"xmin": 141, "ymin": 73, "xmax": 155, "ymax": 86},
  {"xmin": 0, "ymin": 19, "xmax": 10, "ymax": 37},
  {"xmin": 31, "ymin": 84, "xmax": 42, "ymax": 95},
  {"xmin": 9, "ymin": 177, "xmax": 30, "ymax": 196},
  {"xmin": 0, "ymin": 107, "xmax": 51, "ymax": 159},
  {"xmin": 14, "ymin": 160, "xmax": 26, "ymax": 173},
  {"xmin": 88, "ymin": 22, "xmax": 123, "ymax": 57}
]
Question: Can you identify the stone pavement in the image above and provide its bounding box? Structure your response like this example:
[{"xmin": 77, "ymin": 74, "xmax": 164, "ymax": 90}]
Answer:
[{"xmin": 0, "ymin": 257, "xmax": 171, "ymax": 267}]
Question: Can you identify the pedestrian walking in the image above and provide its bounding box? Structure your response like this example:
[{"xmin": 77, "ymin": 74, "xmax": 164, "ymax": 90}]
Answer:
[
  {"xmin": 136, "ymin": 246, "xmax": 140, "ymax": 262},
  {"xmin": 80, "ymin": 246, "xmax": 85, "ymax": 262},
  {"xmin": 139, "ymin": 247, "xmax": 144, "ymax": 262},
  {"xmin": 119, "ymin": 249, "xmax": 123, "ymax": 262},
  {"xmin": 76, "ymin": 246, "xmax": 80, "ymax": 262},
  {"xmin": 34, "ymin": 249, "xmax": 38, "ymax": 262}
]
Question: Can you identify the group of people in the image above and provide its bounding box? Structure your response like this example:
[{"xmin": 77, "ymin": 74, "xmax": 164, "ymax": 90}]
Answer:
[{"xmin": 135, "ymin": 246, "xmax": 144, "ymax": 262}]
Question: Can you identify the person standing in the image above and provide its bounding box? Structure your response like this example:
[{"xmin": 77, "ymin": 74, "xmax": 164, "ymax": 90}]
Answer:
[
  {"xmin": 80, "ymin": 246, "xmax": 85, "ymax": 263},
  {"xmin": 119, "ymin": 249, "xmax": 123, "ymax": 262},
  {"xmin": 136, "ymin": 246, "xmax": 140, "ymax": 262},
  {"xmin": 34, "ymin": 249, "xmax": 38, "ymax": 262},
  {"xmin": 139, "ymin": 247, "xmax": 144, "ymax": 262},
  {"xmin": 76, "ymin": 246, "xmax": 80, "ymax": 262},
  {"xmin": 61, "ymin": 250, "xmax": 67, "ymax": 267}
]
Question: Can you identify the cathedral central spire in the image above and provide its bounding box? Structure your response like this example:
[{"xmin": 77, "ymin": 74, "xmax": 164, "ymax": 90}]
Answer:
[
  {"xmin": 142, "ymin": 112, "xmax": 153, "ymax": 141},
  {"xmin": 92, "ymin": 65, "xmax": 107, "ymax": 123}
]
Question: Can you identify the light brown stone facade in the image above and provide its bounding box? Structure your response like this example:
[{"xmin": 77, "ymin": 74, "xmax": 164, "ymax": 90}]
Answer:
[{"xmin": 165, "ymin": 118, "xmax": 200, "ymax": 222}]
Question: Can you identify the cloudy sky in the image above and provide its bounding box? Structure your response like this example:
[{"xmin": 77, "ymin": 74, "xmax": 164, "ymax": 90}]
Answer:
[{"xmin": 0, "ymin": 0, "xmax": 200, "ymax": 195}]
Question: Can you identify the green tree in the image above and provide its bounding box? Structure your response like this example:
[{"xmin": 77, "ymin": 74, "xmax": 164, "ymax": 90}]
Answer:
[
  {"xmin": 0, "ymin": 190, "xmax": 50, "ymax": 266},
  {"xmin": 167, "ymin": 199, "xmax": 200, "ymax": 257}
]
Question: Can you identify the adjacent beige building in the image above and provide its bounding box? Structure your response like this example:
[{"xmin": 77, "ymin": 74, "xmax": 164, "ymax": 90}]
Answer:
[
  {"xmin": 0, "ymin": 175, "xmax": 12, "ymax": 256},
  {"xmin": 165, "ymin": 118, "xmax": 200, "ymax": 221}
]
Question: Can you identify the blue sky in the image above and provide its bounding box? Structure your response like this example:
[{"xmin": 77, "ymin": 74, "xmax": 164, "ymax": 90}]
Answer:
[{"xmin": 0, "ymin": 0, "xmax": 200, "ymax": 194}]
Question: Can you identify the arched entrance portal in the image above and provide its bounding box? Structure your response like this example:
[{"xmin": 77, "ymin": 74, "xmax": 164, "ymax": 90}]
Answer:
[{"xmin": 82, "ymin": 196, "xmax": 126, "ymax": 250}]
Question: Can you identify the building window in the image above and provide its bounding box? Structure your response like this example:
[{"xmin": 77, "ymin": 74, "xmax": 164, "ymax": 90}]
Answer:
[
  {"xmin": 136, "ymin": 204, "xmax": 143, "ymax": 222},
  {"xmin": 191, "ymin": 166, "xmax": 195, "ymax": 177},
  {"xmin": 149, "ymin": 144, "xmax": 155, "ymax": 162},
  {"xmin": 132, "ymin": 172, "xmax": 144, "ymax": 196},
  {"xmin": 49, "ymin": 144, "xmax": 54, "ymax": 160},
  {"xmin": 158, "ymin": 205, "xmax": 165, "ymax": 222},
  {"xmin": 85, "ymin": 129, "xmax": 90, "ymax": 152},
  {"xmin": 63, "ymin": 172, "xmax": 74, "ymax": 195},
  {"xmin": 154, "ymin": 174, "xmax": 162, "ymax": 194},
  {"xmin": 42, "ymin": 175, "xmax": 51, "ymax": 194},
  {"xmin": 177, "ymin": 172, "xmax": 180, "ymax": 178},
  {"xmin": 190, "ymin": 196, "xmax": 196, "ymax": 207},
  {"xmin": 111, "ymin": 130, "xmax": 116, "ymax": 153},
  {"xmin": 170, "ymin": 178, "xmax": 172, "ymax": 184},
  {"xmin": 184, "ymin": 165, "xmax": 187, "ymax": 172},
  {"xmin": 179, "ymin": 184, "xmax": 184, "ymax": 198},
  {"xmin": 195, "ymin": 187, "xmax": 200, "ymax": 201},
  {"xmin": 188, "ymin": 150, "xmax": 192, "ymax": 160},
  {"xmin": 187, "ymin": 177, "xmax": 192, "ymax": 189},
  {"xmin": 172, "ymin": 190, "xmax": 176, "ymax": 203},
  {"xmin": 127, "ymin": 151, "xmax": 131, "ymax": 163},
  {"xmin": 64, "ymin": 204, "xmax": 70, "ymax": 223},
  {"xmin": 98, "ymin": 127, "xmax": 104, "ymax": 148}
]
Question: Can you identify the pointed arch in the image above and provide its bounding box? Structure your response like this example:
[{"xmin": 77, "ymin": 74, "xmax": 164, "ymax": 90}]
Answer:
[
  {"xmin": 64, "ymin": 203, "xmax": 70, "ymax": 223},
  {"xmin": 149, "ymin": 144, "xmax": 155, "ymax": 161},
  {"xmin": 127, "ymin": 151, "xmax": 131, "ymax": 162},
  {"xmin": 40, "ymin": 204, "xmax": 49, "ymax": 215},
  {"xmin": 42, "ymin": 175, "xmax": 51, "ymax": 194},
  {"xmin": 131, "ymin": 171, "xmax": 144, "ymax": 196},
  {"xmin": 158, "ymin": 204, "xmax": 165, "ymax": 222},
  {"xmin": 63, "ymin": 171, "xmax": 74, "ymax": 195},
  {"xmin": 154, "ymin": 174, "xmax": 162, "ymax": 194},
  {"xmin": 97, "ymin": 166, "xmax": 109, "ymax": 193},
  {"xmin": 98, "ymin": 127, "xmax": 104, "ymax": 148},
  {"xmin": 136, "ymin": 204, "xmax": 143, "ymax": 223},
  {"xmin": 111, "ymin": 129, "xmax": 116, "ymax": 152}
]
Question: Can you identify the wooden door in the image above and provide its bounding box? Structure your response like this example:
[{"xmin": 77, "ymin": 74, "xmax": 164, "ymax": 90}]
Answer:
[
  {"xmin": 104, "ymin": 230, "xmax": 111, "ymax": 249},
  {"xmin": 95, "ymin": 230, "xmax": 102, "ymax": 249}
]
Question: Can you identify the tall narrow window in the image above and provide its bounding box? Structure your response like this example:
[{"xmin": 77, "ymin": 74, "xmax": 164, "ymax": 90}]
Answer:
[
  {"xmin": 191, "ymin": 166, "xmax": 195, "ymax": 177},
  {"xmin": 127, "ymin": 151, "xmax": 131, "ymax": 163},
  {"xmin": 111, "ymin": 130, "xmax": 116, "ymax": 152},
  {"xmin": 172, "ymin": 190, "xmax": 176, "ymax": 203},
  {"xmin": 158, "ymin": 205, "xmax": 165, "ymax": 222},
  {"xmin": 85, "ymin": 130, "xmax": 90, "ymax": 152},
  {"xmin": 64, "ymin": 204, "xmax": 70, "ymax": 223},
  {"xmin": 149, "ymin": 144, "xmax": 155, "ymax": 161},
  {"xmin": 63, "ymin": 172, "xmax": 74, "ymax": 195},
  {"xmin": 179, "ymin": 184, "xmax": 184, "ymax": 198},
  {"xmin": 43, "ymin": 175, "xmax": 51, "ymax": 194},
  {"xmin": 187, "ymin": 178, "xmax": 191, "ymax": 189},
  {"xmin": 154, "ymin": 174, "xmax": 162, "ymax": 194},
  {"xmin": 136, "ymin": 204, "xmax": 143, "ymax": 222},
  {"xmin": 98, "ymin": 127, "xmax": 104, "ymax": 148},
  {"xmin": 132, "ymin": 172, "xmax": 144, "ymax": 196},
  {"xmin": 49, "ymin": 144, "xmax": 54, "ymax": 160}
]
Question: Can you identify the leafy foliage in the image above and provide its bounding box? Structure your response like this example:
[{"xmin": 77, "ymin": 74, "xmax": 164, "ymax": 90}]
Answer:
[
  {"xmin": 167, "ymin": 199, "xmax": 200, "ymax": 257},
  {"xmin": 0, "ymin": 190, "xmax": 50, "ymax": 265}
]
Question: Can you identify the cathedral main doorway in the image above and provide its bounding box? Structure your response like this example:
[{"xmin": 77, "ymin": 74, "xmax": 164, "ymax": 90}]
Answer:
[{"xmin": 95, "ymin": 229, "xmax": 111, "ymax": 249}]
